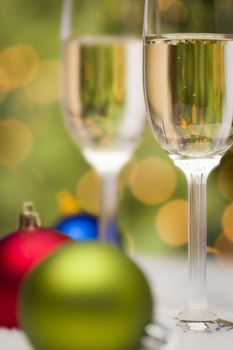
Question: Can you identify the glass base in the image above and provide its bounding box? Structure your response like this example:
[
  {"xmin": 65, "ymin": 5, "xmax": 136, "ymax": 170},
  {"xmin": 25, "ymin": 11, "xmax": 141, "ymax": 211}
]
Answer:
[
  {"xmin": 176, "ymin": 305, "xmax": 233, "ymax": 333},
  {"xmin": 141, "ymin": 322, "xmax": 177, "ymax": 349},
  {"xmin": 177, "ymin": 319, "xmax": 233, "ymax": 333},
  {"xmin": 140, "ymin": 316, "xmax": 233, "ymax": 349},
  {"xmin": 177, "ymin": 305, "xmax": 217, "ymax": 322}
]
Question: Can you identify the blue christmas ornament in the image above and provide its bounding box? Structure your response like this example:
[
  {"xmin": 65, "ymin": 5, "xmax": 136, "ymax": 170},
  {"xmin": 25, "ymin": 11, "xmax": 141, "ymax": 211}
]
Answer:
[{"xmin": 55, "ymin": 214, "xmax": 98, "ymax": 241}]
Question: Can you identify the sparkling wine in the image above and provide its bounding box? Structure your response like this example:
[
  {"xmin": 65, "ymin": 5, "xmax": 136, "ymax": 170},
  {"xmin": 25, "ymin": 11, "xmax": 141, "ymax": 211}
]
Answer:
[
  {"xmin": 144, "ymin": 34, "xmax": 233, "ymax": 158},
  {"xmin": 62, "ymin": 36, "xmax": 145, "ymax": 169}
]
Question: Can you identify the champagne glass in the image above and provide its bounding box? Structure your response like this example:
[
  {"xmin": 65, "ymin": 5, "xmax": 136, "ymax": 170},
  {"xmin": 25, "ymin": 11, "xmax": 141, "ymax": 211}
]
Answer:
[
  {"xmin": 61, "ymin": 0, "xmax": 145, "ymax": 244},
  {"xmin": 143, "ymin": 0, "xmax": 233, "ymax": 331}
]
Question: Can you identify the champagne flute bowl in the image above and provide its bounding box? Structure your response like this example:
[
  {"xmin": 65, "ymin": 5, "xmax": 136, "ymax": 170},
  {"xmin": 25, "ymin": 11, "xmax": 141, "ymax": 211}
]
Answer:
[{"xmin": 61, "ymin": 0, "xmax": 146, "ymax": 243}]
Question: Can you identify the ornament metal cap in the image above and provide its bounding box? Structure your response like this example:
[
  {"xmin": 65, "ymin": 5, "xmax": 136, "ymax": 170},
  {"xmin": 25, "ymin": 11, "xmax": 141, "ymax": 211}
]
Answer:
[{"xmin": 19, "ymin": 202, "xmax": 42, "ymax": 229}]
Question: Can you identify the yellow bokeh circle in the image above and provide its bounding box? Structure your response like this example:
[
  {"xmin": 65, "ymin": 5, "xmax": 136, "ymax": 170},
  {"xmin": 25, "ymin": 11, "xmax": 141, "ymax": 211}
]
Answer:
[
  {"xmin": 0, "ymin": 44, "xmax": 39, "ymax": 88},
  {"xmin": 156, "ymin": 199, "xmax": 188, "ymax": 246},
  {"xmin": 129, "ymin": 157, "xmax": 177, "ymax": 205},
  {"xmin": 118, "ymin": 157, "xmax": 137, "ymax": 190},
  {"xmin": 159, "ymin": 0, "xmax": 176, "ymax": 11},
  {"xmin": 222, "ymin": 202, "xmax": 233, "ymax": 242},
  {"xmin": 57, "ymin": 190, "xmax": 80, "ymax": 217},
  {"xmin": 24, "ymin": 60, "xmax": 60, "ymax": 104},
  {"xmin": 0, "ymin": 118, "xmax": 33, "ymax": 166},
  {"xmin": 215, "ymin": 234, "xmax": 233, "ymax": 269},
  {"xmin": 76, "ymin": 170, "xmax": 100, "ymax": 215},
  {"xmin": 215, "ymin": 234, "xmax": 233, "ymax": 254},
  {"xmin": 161, "ymin": 0, "xmax": 189, "ymax": 23},
  {"xmin": 218, "ymin": 159, "xmax": 233, "ymax": 201}
]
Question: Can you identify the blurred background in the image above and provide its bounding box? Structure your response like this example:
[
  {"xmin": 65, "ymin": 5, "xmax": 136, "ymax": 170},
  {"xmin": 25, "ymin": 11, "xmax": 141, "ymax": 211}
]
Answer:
[{"xmin": 0, "ymin": 0, "xmax": 233, "ymax": 259}]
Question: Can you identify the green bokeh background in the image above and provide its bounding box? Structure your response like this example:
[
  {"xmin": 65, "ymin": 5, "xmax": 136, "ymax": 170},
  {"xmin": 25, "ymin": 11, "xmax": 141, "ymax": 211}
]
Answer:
[{"xmin": 0, "ymin": 0, "xmax": 233, "ymax": 255}]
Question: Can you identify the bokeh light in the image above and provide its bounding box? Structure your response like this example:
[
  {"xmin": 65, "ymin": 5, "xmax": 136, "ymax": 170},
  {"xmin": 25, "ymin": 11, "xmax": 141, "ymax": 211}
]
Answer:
[
  {"xmin": 24, "ymin": 59, "xmax": 60, "ymax": 104},
  {"xmin": 76, "ymin": 170, "xmax": 100, "ymax": 215},
  {"xmin": 156, "ymin": 199, "xmax": 188, "ymax": 246},
  {"xmin": 0, "ymin": 44, "xmax": 39, "ymax": 89},
  {"xmin": 217, "ymin": 159, "xmax": 233, "ymax": 200},
  {"xmin": 215, "ymin": 234, "xmax": 233, "ymax": 269},
  {"xmin": 57, "ymin": 190, "xmax": 80, "ymax": 217},
  {"xmin": 222, "ymin": 202, "xmax": 233, "ymax": 242},
  {"xmin": 161, "ymin": 0, "xmax": 189, "ymax": 23},
  {"xmin": 118, "ymin": 157, "xmax": 137, "ymax": 190},
  {"xmin": 159, "ymin": 0, "xmax": 175, "ymax": 12},
  {"xmin": 129, "ymin": 157, "xmax": 177, "ymax": 205},
  {"xmin": 0, "ymin": 118, "xmax": 33, "ymax": 167}
]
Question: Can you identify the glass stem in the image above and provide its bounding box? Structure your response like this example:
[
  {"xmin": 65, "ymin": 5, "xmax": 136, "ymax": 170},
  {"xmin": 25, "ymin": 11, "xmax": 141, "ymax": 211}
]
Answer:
[
  {"xmin": 99, "ymin": 171, "xmax": 119, "ymax": 244},
  {"xmin": 173, "ymin": 157, "xmax": 220, "ymax": 321},
  {"xmin": 187, "ymin": 170, "xmax": 208, "ymax": 307}
]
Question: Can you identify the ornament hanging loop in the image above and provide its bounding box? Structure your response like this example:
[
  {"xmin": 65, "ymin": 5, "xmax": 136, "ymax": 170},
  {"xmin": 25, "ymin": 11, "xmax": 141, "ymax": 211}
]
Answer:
[{"xmin": 19, "ymin": 202, "xmax": 42, "ymax": 229}]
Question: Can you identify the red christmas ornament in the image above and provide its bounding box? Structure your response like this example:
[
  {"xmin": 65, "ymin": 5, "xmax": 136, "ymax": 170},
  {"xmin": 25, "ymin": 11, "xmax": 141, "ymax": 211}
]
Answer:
[{"xmin": 0, "ymin": 202, "xmax": 72, "ymax": 328}]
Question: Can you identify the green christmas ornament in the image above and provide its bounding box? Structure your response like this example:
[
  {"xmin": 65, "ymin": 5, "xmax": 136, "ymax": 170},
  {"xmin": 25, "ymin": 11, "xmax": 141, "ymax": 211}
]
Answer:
[{"xmin": 19, "ymin": 242, "xmax": 153, "ymax": 350}]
